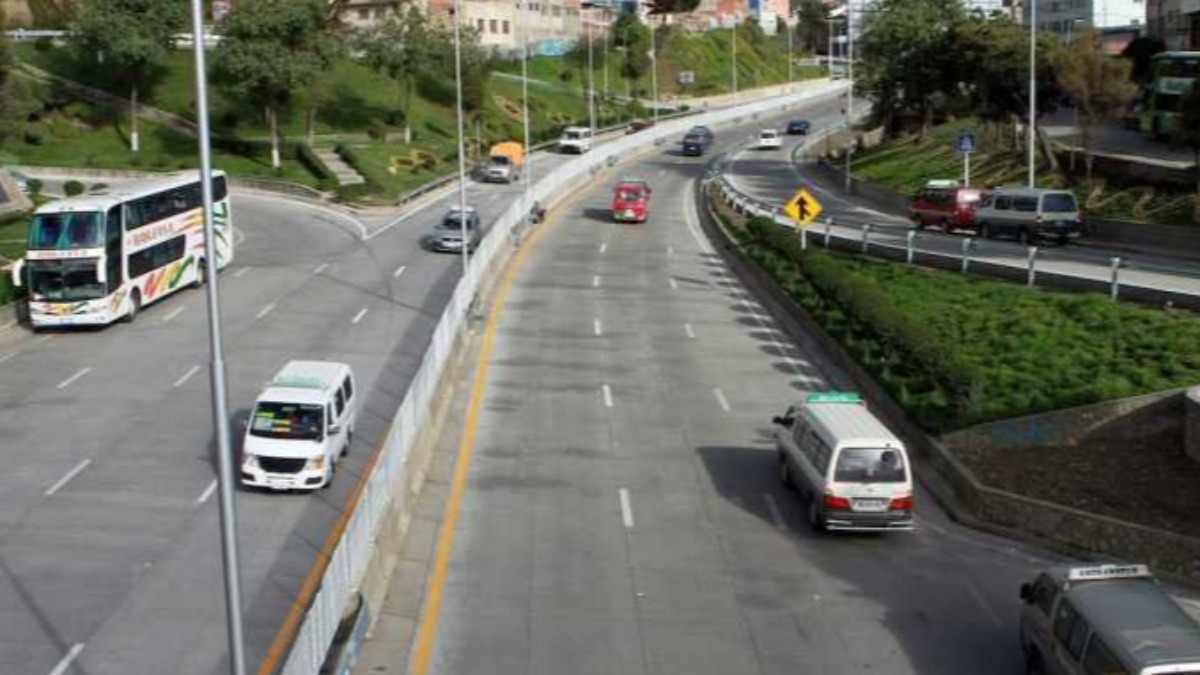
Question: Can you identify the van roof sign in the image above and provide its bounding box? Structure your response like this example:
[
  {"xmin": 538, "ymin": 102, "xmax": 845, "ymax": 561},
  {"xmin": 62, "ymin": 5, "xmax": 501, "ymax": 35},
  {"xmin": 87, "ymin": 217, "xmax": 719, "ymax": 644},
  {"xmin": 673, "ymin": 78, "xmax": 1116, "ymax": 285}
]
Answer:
[
  {"xmin": 1067, "ymin": 564, "xmax": 1152, "ymax": 582},
  {"xmin": 271, "ymin": 374, "xmax": 328, "ymax": 390},
  {"xmin": 806, "ymin": 392, "xmax": 863, "ymax": 404}
]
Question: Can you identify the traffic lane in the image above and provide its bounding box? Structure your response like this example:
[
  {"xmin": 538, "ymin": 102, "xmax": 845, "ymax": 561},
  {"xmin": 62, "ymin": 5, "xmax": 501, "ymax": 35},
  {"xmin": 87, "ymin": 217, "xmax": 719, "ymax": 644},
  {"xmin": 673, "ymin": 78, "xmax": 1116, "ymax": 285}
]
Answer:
[{"xmin": 424, "ymin": 149, "xmax": 1042, "ymax": 675}]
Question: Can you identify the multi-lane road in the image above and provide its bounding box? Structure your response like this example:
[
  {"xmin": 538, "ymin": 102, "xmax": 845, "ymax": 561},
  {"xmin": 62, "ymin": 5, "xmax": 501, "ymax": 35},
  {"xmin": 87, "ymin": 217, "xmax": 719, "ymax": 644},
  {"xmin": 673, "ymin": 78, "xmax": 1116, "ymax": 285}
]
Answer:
[
  {"xmin": 720, "ymin": 111, "xmax": 1200, "ymax": 303},
  {"xmin": 393, "ymin": 104, "xmax": 1099, "ymax": 675},
  {"xmin": 0, "ymin": 138, "xmax": 613, "ymax": 675}
]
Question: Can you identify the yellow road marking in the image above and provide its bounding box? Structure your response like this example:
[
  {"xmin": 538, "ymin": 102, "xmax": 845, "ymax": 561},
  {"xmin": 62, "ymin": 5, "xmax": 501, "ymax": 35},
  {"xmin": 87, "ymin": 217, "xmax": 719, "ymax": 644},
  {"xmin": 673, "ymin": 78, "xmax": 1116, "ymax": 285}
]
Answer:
[{"xmin": 409, "ymin": 207, "xmax": 557, "ymax": 674}]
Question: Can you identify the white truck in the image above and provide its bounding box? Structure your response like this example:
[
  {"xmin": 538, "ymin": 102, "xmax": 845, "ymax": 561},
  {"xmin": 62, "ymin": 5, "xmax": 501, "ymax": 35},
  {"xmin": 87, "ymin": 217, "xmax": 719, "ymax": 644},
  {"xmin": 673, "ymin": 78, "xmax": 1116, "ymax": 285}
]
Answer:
[{"xmin": 557, "ymin": 126, "xmax": 593, "ymax": 154}]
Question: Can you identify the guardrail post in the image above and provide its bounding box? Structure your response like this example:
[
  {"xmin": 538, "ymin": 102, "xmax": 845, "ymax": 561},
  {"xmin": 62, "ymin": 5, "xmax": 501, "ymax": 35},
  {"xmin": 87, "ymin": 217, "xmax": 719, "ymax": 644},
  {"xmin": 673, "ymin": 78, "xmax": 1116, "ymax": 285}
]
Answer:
[
  {"xmin": 1110, "ymin": 257, "xmax": 1121, "ymax": 300},
  {"xmin": 824, "ymin": 217, "xmax": 832, "ymax": 249},
  {"xmin": 861, "ymin": 223, "xmax": 871, "ymax": 254},
  {"xmin": 961, "ymin": 237, "xmax": 972, "ymax": 275},
  {"xmin": 799, "ymin": 224, "xmax": 808, "ymax": 251},
  {"xmin": 1026, "ymin": 246, "xmax": 1038, "ymax": 286},
  {"xmin": 906, "ymin": 230, "xmax": 915, "ymax": 264}
]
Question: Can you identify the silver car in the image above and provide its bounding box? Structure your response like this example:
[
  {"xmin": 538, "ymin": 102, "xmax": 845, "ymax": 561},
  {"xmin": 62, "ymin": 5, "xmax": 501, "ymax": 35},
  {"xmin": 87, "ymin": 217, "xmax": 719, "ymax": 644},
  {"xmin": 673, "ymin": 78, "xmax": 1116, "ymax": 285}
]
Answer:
[{"xmin": 431, "ymin": 207, "xmax": 481, "ymax": 253}]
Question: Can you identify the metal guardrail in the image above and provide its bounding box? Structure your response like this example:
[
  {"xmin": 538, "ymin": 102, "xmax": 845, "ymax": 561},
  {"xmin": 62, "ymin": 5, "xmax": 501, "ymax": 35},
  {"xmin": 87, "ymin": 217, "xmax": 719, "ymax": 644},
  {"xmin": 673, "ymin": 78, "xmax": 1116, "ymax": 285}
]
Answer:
[
  {"xmin": 707, "ymin": 161, "xmax": 1200, "ymax": 310},
  {"xmin": 270, "ymin": 80, "xmax": 845, "ymax": 675}
]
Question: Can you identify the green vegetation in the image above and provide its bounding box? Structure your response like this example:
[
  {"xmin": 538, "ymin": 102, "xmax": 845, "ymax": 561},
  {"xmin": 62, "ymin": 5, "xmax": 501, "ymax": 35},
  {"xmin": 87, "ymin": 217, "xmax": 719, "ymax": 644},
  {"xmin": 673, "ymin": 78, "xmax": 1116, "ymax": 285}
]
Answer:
[
  {"xmin": 727, "ymin": 207, "xmax": 1200, "ymax": 432},
  {"xmin": 851, "ymin": 117, "xmax": 1200, "ymax": 226},
  {"xmin": 0, "ymin": 212, "xmax": 28, "ymax": 305}
]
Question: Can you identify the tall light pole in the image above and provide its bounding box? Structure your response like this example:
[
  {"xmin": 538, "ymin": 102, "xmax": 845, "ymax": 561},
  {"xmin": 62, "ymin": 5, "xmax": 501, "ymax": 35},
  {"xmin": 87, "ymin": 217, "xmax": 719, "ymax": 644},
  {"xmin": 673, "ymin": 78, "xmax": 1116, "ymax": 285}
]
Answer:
[
  {"xmin": 845, "ymin": 4, "xmax": 855, "ymax": 193},
  {"xmin": 520, "ymin": 0, "xmax": 532, "ymax": 218},
  {"xmin": 651, "ymin": 18, "xmax": 659, "ymax": 126},
  {"xmin": 602, "ymin": 18, "xmax": 609, "ymax": 100},
  {"xmin": 452, "ymin": 0, "xmax": 469, "ymax": 276},
  {"xmin": 587, "ymin": 20, "xmax": 596, "ymax": 140},
  {"xmin": 1028, "ymin": 0, "xmax": 1037, "ymax": 188},
  {"xmin": 186, "ymin": 4, "xmax": 246, "ymax": 675},
  {"xmin": 731, "ymin": 15, "xmax": 739, "ymax": 94},
  {"xmin": 787, "ymin": 13, "xmax": 794, "ymax": 83}
]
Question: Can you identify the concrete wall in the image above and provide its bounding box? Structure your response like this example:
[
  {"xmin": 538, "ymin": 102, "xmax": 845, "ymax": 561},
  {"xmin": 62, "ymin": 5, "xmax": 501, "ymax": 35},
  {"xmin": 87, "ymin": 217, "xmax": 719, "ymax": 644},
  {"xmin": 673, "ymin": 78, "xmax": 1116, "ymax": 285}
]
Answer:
[{"xmin": 0, "ymin": 169, "xmax": 32, "ymax": 219}]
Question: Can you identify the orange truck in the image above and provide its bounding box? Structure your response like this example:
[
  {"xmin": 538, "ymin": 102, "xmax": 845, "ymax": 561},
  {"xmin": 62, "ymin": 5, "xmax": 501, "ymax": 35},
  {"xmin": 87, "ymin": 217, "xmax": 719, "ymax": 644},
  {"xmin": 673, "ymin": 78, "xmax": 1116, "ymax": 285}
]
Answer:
[{"xmin": 484, "ymin": 141, "xmax": 525, "ymax": 183}]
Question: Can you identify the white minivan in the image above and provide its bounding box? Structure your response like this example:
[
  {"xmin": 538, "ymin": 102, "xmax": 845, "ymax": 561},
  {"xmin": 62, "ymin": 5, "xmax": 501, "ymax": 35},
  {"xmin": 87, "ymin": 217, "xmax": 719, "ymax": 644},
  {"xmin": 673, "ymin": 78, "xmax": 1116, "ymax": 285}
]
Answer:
[
  {"xmin": 241, "ymin": 361, "xmax": 357, "ymax": 491},
  {"xmin": 773, "ymin": 392, "xmax": 914, "ymax": 532}
]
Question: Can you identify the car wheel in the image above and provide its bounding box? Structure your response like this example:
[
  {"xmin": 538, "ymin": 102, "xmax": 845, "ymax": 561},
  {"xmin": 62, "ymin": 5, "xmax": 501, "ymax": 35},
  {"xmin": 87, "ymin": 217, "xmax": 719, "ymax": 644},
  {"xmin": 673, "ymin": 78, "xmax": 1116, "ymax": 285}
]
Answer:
[
  {"xmin": 808, "ymin": 497, "xmax": 826, "ymax": 533},
  {"xmin": 124, "ymin": 289, "xmax": 142, "ymax": 323},
  {"xmin": 979, "ymin": 223, "xmax": 991, "ymax": 239},
  {"xmin": 779, "ymin": 454, "xmax": 793, "ymax": 489},
  {"xmin": 1019, "ymin": 227, "xmax": 1032, "ymax": 245}
]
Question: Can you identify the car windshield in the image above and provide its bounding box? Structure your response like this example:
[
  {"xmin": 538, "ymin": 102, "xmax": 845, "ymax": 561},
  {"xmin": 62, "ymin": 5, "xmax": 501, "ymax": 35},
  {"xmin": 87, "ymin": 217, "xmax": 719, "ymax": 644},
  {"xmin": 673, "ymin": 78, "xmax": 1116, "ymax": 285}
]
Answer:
[
  {"xmin": 684, "ymin": 134, "xmax": 704, "ymax": 143},
  {"xmin": 833, "ymin": 448, "xmax": 907, "ymax": 483},
  {"xmin": 617, "ymin": 190, "xmax": 645, "ymax": 202},
  {"xmin": 441, "ymin": 213, "xmax": 475, "ymax": 229},
  {"xmin": 490, "ymin": 155, "xmax": 511, "ymax": 165},
  {"xmin": 762, "ymin": 131, "xmax": 777, "ymax": 138},
  {"xmin": 249, "ymin": 402, "xmax": 324, "ymax": 440},
  {"xmin": 29, "ymin": 211, "xmax": 105, "ymax": 250},
  {"xmin": 564, "ymin": 130, "xmax": 583, "ymax": 139},
  {"xmin": 1042, "ymin": 193, "xmax": 1078, "ymax": 213},
  {"xmin": 28, "ymin": 259, "xmax": 107, "ymax": 301}
]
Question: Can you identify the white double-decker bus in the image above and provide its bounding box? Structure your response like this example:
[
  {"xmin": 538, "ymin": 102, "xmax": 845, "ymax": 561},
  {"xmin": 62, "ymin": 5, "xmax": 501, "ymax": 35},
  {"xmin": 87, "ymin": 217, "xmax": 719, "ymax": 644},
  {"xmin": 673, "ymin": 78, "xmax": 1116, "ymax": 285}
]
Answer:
[{"xmin": 12, "ymin": 171, "xmax": 233, "ymax": 327}]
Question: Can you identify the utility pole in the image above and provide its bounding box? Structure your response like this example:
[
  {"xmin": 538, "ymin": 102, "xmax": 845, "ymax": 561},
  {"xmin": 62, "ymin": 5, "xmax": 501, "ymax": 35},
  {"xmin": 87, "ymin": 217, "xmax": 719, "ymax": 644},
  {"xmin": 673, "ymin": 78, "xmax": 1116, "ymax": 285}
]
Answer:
[
  {"xmin": 787, "ymin": 13, "xmax": 794, "ymax": 82},
  {"xmin": 844, "ymin": 5, "xmax": 855, "ymax": 193},
  {"xmin": 732, "ymin": 15, "xmax": 739, "ymax": 94},
  {"xmin": 651, "ymin": 18, "xmax": 659, "ymax": 126},
  {"xmin": 587, "ymin": 20, "xmax": 596, "ymax": 140},
  {"xmin": 520, "ymin": 0, "xmax": 532, "ymax": 217},
  {"xmin": 1028, "ymin": 0, "xmax": 1038, "ymax": 188},
  {"xmin": 453, "ymin": 0, "xmax": 469, "ymax": 276}
]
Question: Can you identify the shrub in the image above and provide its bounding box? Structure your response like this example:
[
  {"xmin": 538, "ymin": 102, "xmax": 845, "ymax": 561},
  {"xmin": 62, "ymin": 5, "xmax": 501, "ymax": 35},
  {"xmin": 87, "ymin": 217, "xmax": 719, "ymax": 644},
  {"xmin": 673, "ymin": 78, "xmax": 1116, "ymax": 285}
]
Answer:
[
  {"xmin": 26, "ymin": 179, "xmax": 43, "ymax": 196},
  {"xmin": 63, "ymin": 180, "xmax": 85, "ymax": 197}
]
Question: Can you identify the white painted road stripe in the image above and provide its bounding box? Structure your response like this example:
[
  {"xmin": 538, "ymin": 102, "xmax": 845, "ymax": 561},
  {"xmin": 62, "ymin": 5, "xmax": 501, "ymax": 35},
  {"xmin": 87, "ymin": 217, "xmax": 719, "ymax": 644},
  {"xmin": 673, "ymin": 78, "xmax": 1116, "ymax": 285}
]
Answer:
[
  {"xmin": 667, "ymin": 245, "xmax": 674, "ymax": 257},
  {"xmin": 0, "ymin": 352, "xmax": 15, "ymax": 364},
  {"xmin": 173, "ymin": 365, "xmax": 201, "ymax": 388},
  {"xmin": 592, "ymin": 275, "xmax": 601, "ymax": 288},
  {"xmin": 594, "ymin": 319, "xmax": 602, "ymax": 336},
  {"xmin": 312, "ymin": 262, "xmax": 329, "ymax": 275},
  {"xmin": 599, "ymin": 242, "xmax": 608, "ymax": 254},
  {"xmin": 352, "ymin": 308, "xmax": 369, "ymax": 324},
  {"xmin": 684, "ymin": 323, "xmax": 696, "ymax": 339},
  {"xmin": 393, "ymin": 265, "xmax": 407, "ymax": 279},
  {"xmin": 683, "ymin": 182, "xmax": 716, "ymax": 255},
  {"xmin": 764, "ymin": 494, "xmax": 786, "ymax": 530},
  {"xmin": 46, "ymin": 460, "xmax": 91, "ymax": 496},
  {"xmin": 196, "ymin": 479, "xmax": 218, "ymax": 505},
  {"xmin": 161, "ymin": 306, "xmax": 185, "ymax": 323},
  {"xmin": 669, "ymin": 277, "xmax": 678, "ymax": 290},
  {"xmin": 619, "ymin": 488, "xmax": 635, "ymax": 528},
  {"xmin": 602, "ymin": 384, "xmax": 613, "ymax": 408},
  {"xmin": 47, "ymin": 643, "xmax": 85, "ymax": 675},
  {"xmin": 56, "ymin": 367, "xmax": 91, "ymax": 390},
  {"xmin": 255, "ymin": 303, "xmax": 276, "ymax": 320},
  {"xmin": 234, "ymin": 266, "xmax": 251, "ymax": 278},
  {"xmin": 713, "ymin": 387, "xmax": 731, "ymax": 412}
]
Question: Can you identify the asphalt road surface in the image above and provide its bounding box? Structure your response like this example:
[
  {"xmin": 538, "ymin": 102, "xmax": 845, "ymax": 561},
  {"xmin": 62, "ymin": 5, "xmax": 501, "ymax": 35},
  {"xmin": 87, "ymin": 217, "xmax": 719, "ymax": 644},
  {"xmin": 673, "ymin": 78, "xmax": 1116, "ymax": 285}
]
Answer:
[
  {"xmin": 0, "ymin": 138, "xmax": 620, "ymax": 675},
  {"xmin": 721, "ymin": 115, "xmax": 1200, "ymax": 302},
  {"xmin": 403, "ymin": 106, "xmax": 1099, "ymax": 675}
]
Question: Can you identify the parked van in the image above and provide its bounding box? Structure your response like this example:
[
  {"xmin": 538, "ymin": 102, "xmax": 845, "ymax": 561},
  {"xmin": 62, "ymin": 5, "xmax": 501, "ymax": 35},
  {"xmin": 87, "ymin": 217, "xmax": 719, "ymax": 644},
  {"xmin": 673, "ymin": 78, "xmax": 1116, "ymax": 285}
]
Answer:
[
  {"xmin": 484, "ymin": 142, "xmax": 524, "ymax": 183},
  {"xmin": 773, "ymin": 392, "xmax": 914, "ymax": 532},
  {"xmin": 1019, "ymin": 564, "xmax": 1200, "ymax": 675},
  {"xmin": 909, "ymin": 179, "xmax": 983, "ymax": 232},
  {"xmin": 241, "ymin": 361, "xmax": 357, "ymax": 491},
  {"xmin": 973, "ymin": 187, "xmax": 1083, "ymax": 244}
]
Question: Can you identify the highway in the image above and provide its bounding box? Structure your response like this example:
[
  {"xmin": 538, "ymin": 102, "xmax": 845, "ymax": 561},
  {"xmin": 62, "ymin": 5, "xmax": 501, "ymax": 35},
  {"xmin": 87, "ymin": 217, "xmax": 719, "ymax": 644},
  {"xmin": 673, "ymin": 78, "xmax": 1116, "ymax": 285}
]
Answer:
[
  {"xmin": 720, "ymin": 115, "xmax": 1200, "ymax": 303},
  {"xmin": 0, "ymin": 139, "xmax": 608, "ymax": 675},
  {"xmin": 399, "ymin": 108, "xmax": 1088, "ymax": 675}
]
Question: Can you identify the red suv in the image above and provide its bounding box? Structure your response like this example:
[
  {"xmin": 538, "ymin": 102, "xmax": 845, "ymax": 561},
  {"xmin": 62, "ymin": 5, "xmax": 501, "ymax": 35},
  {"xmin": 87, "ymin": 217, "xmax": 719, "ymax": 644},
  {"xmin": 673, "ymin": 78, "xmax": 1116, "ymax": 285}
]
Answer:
[{"xmin": 908, "ymin": 180, "xmax": 982, "ymax": 232}]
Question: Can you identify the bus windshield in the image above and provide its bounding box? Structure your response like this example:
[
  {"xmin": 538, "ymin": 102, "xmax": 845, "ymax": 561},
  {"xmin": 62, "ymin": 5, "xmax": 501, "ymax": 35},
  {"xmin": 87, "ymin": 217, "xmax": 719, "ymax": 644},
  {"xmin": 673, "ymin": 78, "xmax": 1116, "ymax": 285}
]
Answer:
[
  {"xmin": 29, "ymin": 211, "xmax": 105, "ymax": 250},
  {"xmin": 28, "ymin": 259, "xmax": 107, "ymax": 301},
  {"xmin": 1157, "ymin": 56, "xmax": 1200, "ymax": 78}
]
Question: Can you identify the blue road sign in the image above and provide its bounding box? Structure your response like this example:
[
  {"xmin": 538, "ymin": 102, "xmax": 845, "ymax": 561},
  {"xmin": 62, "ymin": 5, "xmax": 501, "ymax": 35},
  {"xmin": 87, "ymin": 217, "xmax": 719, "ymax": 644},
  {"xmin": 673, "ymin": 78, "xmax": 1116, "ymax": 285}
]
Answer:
[{"xmin": 956, "ymin": 131, "xmax": 977, "ymax": 154}]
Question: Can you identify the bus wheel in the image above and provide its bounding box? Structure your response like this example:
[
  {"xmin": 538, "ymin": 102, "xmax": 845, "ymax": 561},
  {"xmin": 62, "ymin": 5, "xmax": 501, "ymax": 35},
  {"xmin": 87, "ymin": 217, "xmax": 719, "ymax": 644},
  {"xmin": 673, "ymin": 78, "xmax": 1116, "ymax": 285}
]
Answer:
[{"xmin": 124, "ymin": 289, "xmax": 142, "ymax": 323}]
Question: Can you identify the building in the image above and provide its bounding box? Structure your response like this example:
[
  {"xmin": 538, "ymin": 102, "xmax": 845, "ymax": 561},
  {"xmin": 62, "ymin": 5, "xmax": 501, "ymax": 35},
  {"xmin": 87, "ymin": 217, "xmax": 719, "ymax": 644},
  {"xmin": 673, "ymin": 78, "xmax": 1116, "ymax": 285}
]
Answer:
[
  {"xmin": 339, "ymin": 0, "xmax": 404, "ymax": 29},
  {"xmin": 1147, "ymin": 0, "xmax": 1200, "ymax": 49},
  {"xmin": 1023, "ymin": 0, "xmax": 1145, "ymax": 44}
]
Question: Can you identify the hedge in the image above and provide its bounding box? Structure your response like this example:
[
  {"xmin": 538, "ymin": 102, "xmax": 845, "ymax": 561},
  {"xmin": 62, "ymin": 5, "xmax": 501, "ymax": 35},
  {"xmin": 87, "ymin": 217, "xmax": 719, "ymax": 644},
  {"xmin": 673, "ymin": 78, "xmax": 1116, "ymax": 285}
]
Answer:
[{"xmin": 737, "ymin": 215, "xmax": 1200, "ymax": 433}]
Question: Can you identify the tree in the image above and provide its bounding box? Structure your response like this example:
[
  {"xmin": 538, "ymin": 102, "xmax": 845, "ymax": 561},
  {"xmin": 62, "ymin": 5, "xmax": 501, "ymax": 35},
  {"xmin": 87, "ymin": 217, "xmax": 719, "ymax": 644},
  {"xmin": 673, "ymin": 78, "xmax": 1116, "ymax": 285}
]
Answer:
[
  {"xmin": 858, "ymin": 0, "xmax": 964, "ymax": 136},
  {"xmin": 612, "ymin": 12, "xmax": 651, "ymax": 99},
  {"xmin": 213, "ymin": 0, "xmax": 329, "ymax": 169},
  {"xmin": 793, "ymin": 0, "xmax": 830, "ymax": 55},
  {"xmin": 72, "ymin": 0, "xmax": 187, "ymax": 153},
  {"xmin": 1175, "ymin": 82, "xmax": 1200, "ymax": 224},
  {"xmin": 358, "ymin": 5, "xmax": 430, "ymax": 130},
  {"xmin": 1057, "ymin": 27, "xmax": 1137, "ymax": 185},
  {"xmin": 1120, "ymin": 35, "xmax": 1165, "ymax": 84},
  {"xmin": 0, "ymin": 5, "xmax": 37, "ymax": 144}
]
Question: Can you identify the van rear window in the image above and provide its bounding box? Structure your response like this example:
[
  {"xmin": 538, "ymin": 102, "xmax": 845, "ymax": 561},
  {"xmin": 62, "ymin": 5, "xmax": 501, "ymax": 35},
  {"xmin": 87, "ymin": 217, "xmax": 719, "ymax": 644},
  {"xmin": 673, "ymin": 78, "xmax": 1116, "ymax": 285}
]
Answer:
[
  {"xmin": 1043, "ymin": 193, "xmax": 1078, "ymax": 213},
  {"xmin": 833, "ymin": 448, "xmax": 906, "ymax": 483}
]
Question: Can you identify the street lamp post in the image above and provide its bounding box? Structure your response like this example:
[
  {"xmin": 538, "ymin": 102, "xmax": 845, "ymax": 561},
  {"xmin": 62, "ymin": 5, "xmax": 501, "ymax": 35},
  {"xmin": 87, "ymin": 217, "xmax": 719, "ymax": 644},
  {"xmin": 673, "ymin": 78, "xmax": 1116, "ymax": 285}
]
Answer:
[
  {"xmin": 731, "ymin": 15, "xmax": 739, "ymax": 94},
  {"xmin": 1028, "ymin": 0, "xmax": 1037, "ymax": 188},
  {"xmin": 845, "ymin": 5, "xmax": 855, "ymax": 193},
  {"xmin": 587, "ymin": 20, "xmax": 596, "ymax": 140},
  {"xmin": 452, "ymin": 0, "xmax": 469, "ymax": 276},
  {"xmin": 520, "ymin": 0, "xmax": 532, "ymax": 218},
  {"xmin": 185, "ymin": 2, "xmax": 246, "ymax": 674},
  {"xmin": 787, "ymin": 13, "xmax": 794, "ymax": 83},
  {"xmin": 651, "ymin": 18, "xmax": 659, "ymax": 126}
]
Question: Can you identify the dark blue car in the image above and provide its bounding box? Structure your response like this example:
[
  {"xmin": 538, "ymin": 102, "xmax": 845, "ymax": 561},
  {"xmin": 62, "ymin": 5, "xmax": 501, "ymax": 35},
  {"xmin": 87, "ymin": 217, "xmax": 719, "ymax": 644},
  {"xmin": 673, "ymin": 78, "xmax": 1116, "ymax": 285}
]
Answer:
[
  {"xmin": 786, "ymin": 119, "xmax": 811, "ymax": 135},
  {"xmin": 681, "ymin": 126, "xmax": 715, "ymax": 156}
]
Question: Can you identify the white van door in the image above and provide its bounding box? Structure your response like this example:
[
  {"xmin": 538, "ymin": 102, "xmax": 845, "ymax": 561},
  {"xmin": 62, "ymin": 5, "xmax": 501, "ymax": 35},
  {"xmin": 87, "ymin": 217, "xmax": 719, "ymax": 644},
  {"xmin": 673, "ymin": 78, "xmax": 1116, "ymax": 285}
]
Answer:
[{"xmin": 826, "ymin": 446, "xmax": 911, "ymax": 513}]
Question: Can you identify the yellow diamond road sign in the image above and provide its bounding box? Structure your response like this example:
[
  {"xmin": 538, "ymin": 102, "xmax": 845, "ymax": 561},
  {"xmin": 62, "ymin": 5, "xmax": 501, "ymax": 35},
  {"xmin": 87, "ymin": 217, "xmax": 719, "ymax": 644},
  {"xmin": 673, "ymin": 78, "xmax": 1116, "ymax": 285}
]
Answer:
[{"xmin": 783, "ymin": 187, "xmax": 822, "ymax": 228}]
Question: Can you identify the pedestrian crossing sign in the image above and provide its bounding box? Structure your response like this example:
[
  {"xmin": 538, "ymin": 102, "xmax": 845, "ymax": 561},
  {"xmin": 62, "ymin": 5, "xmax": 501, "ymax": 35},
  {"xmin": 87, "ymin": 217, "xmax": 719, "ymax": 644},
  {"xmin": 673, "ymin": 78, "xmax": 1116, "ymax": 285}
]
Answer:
[{"xmin": 783, "ymin": 186, "xmax": 822, "ymax": 228}]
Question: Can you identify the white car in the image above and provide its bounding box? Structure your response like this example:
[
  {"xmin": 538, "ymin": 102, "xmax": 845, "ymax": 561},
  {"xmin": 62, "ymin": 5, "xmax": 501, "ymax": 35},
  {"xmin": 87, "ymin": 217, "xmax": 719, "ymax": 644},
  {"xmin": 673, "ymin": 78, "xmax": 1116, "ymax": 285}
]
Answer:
[
  {"xmin": 557, "ymin": 126, "xmax": 593, "ymax": 154},
  {"xmin": 757, "ymin": 129, "xmax": 783, "ymax": 150}
]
